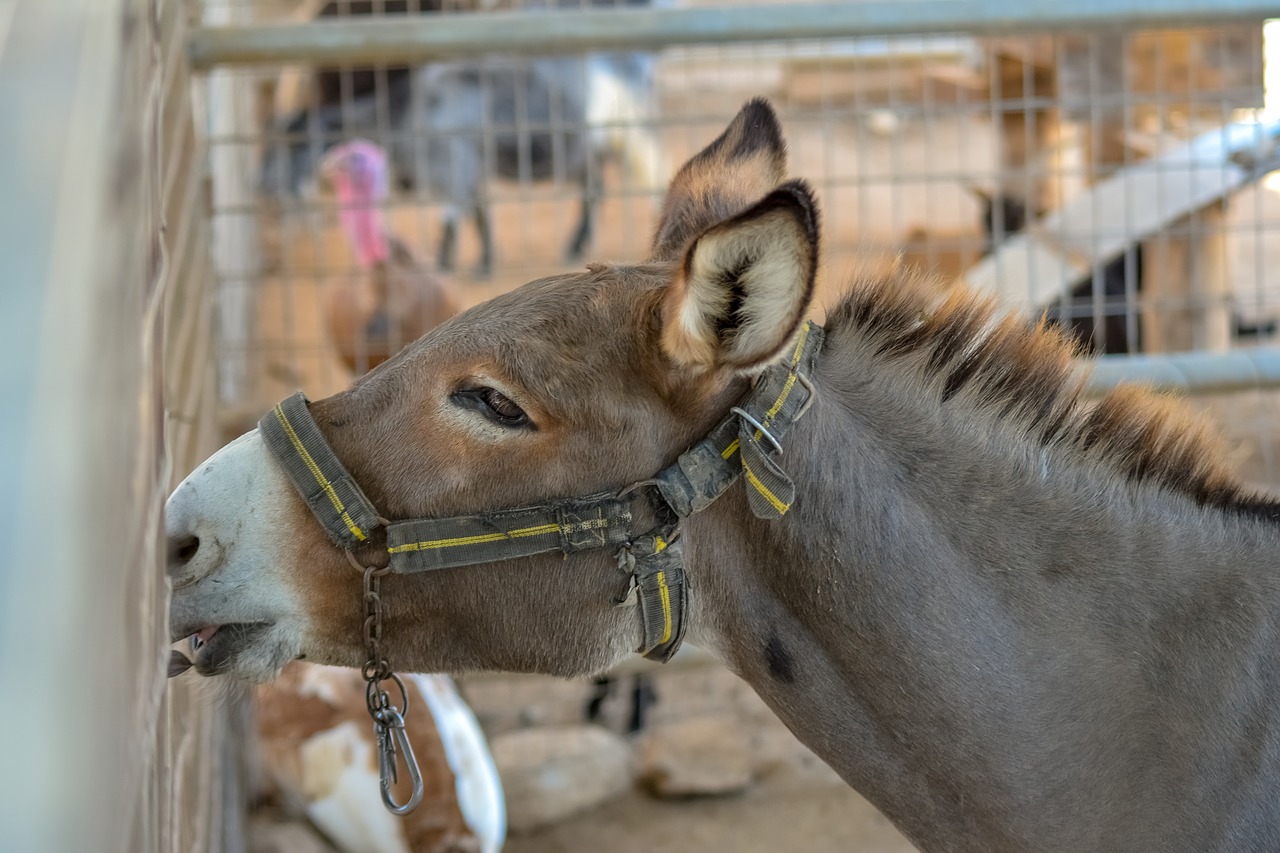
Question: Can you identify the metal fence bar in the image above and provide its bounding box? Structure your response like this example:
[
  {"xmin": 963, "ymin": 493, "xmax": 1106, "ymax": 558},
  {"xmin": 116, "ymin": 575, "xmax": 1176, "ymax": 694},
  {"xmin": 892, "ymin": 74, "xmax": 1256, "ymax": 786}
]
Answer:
[
  {"xmin": 1083, "ymin": 348, "xmax": 1280, "ymax": 395},
  {"xmin": 189, "ymin": 0, "xmax": 1276, "ymax": 68}
]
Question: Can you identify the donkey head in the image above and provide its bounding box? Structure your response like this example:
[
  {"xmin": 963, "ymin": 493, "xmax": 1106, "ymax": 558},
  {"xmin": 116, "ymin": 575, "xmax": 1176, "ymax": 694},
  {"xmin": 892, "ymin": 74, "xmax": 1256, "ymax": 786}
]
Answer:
[{"xmin": 167, "ymin": 99, "xmax": 820, "ymax": 681}]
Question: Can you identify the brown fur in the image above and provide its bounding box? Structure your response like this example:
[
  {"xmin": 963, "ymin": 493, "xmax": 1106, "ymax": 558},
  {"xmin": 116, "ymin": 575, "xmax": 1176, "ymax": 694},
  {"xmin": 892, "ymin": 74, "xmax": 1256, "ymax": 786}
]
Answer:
[
  {"xmin": 827, "ymin": 269, "xmax": 1276, "ymax": 519},
  {"xmin": 255, "ymin": 663, "xmax": 476, "ymax": 852},
  {"xmin": 650, "ymin": 98, "xmax": 788, "ymax": 261}
]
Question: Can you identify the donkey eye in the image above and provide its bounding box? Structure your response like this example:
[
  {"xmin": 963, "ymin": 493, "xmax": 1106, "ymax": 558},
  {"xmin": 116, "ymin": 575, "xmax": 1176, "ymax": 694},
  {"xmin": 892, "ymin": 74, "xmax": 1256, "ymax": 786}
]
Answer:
[{"xmin": 452, "ymin": 387, "xmax": 532, "ymax": 428}]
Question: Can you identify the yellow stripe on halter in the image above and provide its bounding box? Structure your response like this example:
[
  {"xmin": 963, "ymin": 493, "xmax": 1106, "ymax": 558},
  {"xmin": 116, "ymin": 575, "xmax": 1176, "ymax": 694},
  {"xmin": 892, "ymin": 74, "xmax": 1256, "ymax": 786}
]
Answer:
[
  {"xmin": 743, "ymin": 459, "xmax": 792, "ymax": 516},
  {"xmin": 388, "ymin": 522, "xmax": 561, "ymax": 553},
  {"xmin": 720, "ymin": 323, "xmax": 812, "ymax": 462},
  {"xmin": 273, "ymin": 404, "xmax": 367, "ymax": 542},
  {"xmin": 655, "ymin": 569, "xmax": 673, "ymax": 645},
  {"xmin": 764, "ymin": 323, "xmax": 810, "ymax": 421}
]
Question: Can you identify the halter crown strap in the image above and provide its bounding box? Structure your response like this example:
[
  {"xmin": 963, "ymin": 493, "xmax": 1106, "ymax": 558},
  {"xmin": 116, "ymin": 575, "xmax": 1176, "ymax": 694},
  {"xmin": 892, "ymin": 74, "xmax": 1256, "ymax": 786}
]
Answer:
[
  {"xmin": 656, "ymin": 321, "xmax": 824, "ymax": 520},
  {"xmin": 258, "ymin": 393, "xmax": 383, "ymax": 548}
]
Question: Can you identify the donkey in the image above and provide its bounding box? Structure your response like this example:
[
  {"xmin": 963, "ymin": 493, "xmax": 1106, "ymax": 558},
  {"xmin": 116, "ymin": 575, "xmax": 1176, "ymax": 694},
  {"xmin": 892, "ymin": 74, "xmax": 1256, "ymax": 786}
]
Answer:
[
  {"xmin": 391, "ymin": 53, "xmax": 659, "ymax": 276},
  {"xmin": 170, "ymin": 100, "xmax": 1280, "ymax": 851},
  {"xmin": 260, "ymin": 6, "xmax": 660, "ymax": 277}
]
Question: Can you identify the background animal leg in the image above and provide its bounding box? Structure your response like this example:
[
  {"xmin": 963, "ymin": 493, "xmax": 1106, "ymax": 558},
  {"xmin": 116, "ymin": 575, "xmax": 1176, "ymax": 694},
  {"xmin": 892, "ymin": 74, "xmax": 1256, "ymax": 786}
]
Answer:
[
  {"xmin": 627, "ymin": 674, "xmax": 656, "ymax": 734},
  {"xmin": 583, "ymin": 673, "xmax": 657, "ymax": 733},
  {"xmin": 438, "ymin": 214, "xmax": 459, "ymax": 273},
  {"xmin": 474, "ymin": 204, "xmax": 494, "ymax": 279},
  {"xmin": 584, "ymin": 675, "xmax": 612, "ymax": 723},
  {"xmin": 564, "ymin": 171, "xmax": 601, "ymax": 262}
]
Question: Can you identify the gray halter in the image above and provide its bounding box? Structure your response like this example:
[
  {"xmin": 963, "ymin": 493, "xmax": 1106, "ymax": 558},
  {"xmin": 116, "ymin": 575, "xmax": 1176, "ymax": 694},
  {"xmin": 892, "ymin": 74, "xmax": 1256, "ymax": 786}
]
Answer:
[{"xmin": 258, "ymin": 321, "xmax": 824, "ymax": 663}]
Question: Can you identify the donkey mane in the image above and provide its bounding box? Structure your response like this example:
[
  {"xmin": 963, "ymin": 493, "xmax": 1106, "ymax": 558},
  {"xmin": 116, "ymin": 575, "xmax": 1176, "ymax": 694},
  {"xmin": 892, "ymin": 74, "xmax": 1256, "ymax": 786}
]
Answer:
[{"xmin": 825, "ymin": 270, "xmax": 1280, "ymax": 523}]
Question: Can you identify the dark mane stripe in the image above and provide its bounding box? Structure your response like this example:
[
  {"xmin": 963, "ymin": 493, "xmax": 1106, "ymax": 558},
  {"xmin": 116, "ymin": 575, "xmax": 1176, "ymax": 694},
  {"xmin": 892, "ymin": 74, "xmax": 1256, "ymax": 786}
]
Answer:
[{"xmin": 826, "ymin": 271, "xmax": 1280, "ymax": 523}]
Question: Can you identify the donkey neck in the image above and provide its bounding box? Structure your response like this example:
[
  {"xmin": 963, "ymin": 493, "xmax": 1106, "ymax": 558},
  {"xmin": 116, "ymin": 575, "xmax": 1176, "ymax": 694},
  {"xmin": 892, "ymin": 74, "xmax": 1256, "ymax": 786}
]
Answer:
[{"xmin": 685, "ymin": 338, "xmax": 1280, "ymax": 852}]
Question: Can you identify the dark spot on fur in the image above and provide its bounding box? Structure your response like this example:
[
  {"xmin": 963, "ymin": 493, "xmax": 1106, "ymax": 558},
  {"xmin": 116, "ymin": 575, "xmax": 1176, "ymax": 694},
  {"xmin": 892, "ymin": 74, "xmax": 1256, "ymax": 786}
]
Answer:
[{"xmin": 765, "ymin": 634, "xmax": 796, "ymax": 683}]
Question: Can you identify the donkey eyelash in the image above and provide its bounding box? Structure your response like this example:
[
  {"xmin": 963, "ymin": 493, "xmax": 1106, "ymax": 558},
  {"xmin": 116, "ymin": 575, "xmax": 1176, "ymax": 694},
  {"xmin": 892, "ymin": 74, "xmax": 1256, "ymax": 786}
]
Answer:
[{"xmin": 451, "ymin": 386, "xmax": 534, "ymax": 430}]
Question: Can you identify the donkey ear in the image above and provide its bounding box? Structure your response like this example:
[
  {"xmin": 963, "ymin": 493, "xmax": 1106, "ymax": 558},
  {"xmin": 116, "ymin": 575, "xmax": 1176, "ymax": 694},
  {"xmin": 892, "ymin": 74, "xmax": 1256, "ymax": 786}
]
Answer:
[
  {"xmin": 661, "ymin": 180, "xmax": 819, "ymax": 373},
  {"xmin": 650, "ymin": 98, "xmax": 787, "ymax": 262}
]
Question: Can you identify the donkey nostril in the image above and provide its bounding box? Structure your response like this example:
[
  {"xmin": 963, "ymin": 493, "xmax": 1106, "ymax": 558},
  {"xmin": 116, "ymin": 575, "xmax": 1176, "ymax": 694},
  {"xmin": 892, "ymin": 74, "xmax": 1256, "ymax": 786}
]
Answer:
[{"xmin": 169, "ymin": 533, "xmax": 200, "ymax": 567}]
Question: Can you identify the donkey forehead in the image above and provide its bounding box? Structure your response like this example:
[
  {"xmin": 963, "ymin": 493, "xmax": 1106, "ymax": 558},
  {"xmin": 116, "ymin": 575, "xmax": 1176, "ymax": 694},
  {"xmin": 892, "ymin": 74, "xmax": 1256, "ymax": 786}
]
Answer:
[{"xmin": 416, "ymin": 264, "xmax": 671, "ymax": 386}]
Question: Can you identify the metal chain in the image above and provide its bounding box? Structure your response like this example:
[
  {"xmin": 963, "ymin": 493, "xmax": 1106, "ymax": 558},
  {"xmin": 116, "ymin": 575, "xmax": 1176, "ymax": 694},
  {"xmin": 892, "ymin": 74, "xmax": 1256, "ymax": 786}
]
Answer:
[
  {"xmin": 344, "ymin": 550, "xmax": 422, "ymax": 814},
  {"xmin": 360, "ymin": 562, "xmax": 392, "ymax": 682}
]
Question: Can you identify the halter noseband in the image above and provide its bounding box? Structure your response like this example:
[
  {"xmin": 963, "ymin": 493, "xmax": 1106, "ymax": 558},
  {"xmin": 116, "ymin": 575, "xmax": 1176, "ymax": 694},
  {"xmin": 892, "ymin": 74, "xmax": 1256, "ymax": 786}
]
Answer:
[{"xmin": 256, "ymin": 320, "xmax": 823, "ymax": 810}]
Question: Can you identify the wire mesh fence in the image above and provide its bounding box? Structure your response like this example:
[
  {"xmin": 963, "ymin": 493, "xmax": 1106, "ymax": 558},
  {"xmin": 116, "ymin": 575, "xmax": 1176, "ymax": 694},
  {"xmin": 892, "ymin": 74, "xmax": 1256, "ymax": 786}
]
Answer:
[
  {"xmin": 200, "ymin": 1, "xmax": 1280, "ymax": 475},
  {"xmin": 193, "ymin": 3, "xmax": 1280, "ymax": 845}
]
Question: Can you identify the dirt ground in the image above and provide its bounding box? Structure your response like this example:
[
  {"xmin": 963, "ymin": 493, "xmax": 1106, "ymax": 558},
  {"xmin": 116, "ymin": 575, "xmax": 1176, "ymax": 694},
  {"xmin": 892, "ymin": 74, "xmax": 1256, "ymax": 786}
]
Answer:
[
  {"xmin": 503, "ymin": 781, "xmax": 911, "ymax": 853},
  {"xmin": 457, "ymin": 661, "xmax": 920, "ymax": 853}
]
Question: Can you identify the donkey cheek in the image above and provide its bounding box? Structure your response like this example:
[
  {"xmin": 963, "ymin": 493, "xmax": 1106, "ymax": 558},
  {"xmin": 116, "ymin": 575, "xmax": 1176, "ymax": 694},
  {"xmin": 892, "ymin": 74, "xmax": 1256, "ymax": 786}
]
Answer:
[{"xmin": 282, "ymin": 539, "xmax": 361, "ymax": 647}]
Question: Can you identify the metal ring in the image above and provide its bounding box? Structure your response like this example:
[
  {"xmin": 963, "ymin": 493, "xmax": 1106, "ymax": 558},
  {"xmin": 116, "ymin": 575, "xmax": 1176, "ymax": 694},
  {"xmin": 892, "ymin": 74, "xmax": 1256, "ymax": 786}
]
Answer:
[
  {"xmin": 731, "ymin": 407, "xmax": 783, "ymax": 455},
  {"xmin": 365, "ymin": 671, "xmax": 410, "ymax": 719},
  {"xmin": 347, "ymin": 548, "xmax": 393, "ymax": 576},
  {"xmin": 793, "ymin": 373, "xmax": 818, "ymax": 421},
  {"xmin": 617, "ymin": 478, "xmax": 658, "ymax": 499},
  {"xmin": 361, "ymin": 658, "xmax": 391, "ymax": 683}
]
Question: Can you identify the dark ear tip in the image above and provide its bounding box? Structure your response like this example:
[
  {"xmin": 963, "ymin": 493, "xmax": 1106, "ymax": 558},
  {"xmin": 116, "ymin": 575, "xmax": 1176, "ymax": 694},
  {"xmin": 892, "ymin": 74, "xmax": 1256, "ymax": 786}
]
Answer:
[
  {"xmin": 728, "ymin": 97, "xmax": 785, "ymax": 154},
  {"xmin": 772, "ymin": 178, "xmax": 817, "ymax": 206},
  {"xmin": 740, "ymin": 97, "xmax": 780, "ymax": 125}
]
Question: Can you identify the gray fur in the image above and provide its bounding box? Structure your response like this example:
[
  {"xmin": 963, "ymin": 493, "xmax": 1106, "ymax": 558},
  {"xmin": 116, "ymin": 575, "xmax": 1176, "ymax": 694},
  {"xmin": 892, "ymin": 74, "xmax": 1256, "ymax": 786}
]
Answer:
[
  {"xmin": 689, "ymin": 309, "xmax": 1280, "ymax": 851},
  {"xmin": 182, "ymin": 99, "xmax": 1280, "ymax": 852}
]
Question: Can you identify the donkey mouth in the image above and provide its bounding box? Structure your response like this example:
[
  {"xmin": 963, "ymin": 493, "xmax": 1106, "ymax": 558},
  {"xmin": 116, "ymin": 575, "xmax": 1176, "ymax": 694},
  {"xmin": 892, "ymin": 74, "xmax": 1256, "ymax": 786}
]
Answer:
[{"xmin": 169, "ymin": 622, "xmax": 272, "ymax": 677}]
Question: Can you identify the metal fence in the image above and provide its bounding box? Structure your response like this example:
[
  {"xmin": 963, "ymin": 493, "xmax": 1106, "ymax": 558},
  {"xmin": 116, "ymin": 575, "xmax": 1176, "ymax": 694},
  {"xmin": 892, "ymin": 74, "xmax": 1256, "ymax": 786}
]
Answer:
[
  {"xmin": 188, "ymin": 2, "xmax": 1280, "ymax": 846},
  {"xmin": 195, "ymin": 0, "xmax": 1280, "ymax": 484}
]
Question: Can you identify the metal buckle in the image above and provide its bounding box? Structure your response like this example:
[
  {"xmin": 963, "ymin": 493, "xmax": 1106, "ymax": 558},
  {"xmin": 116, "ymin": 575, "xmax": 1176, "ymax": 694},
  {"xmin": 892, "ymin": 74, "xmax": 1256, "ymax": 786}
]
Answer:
[
  {"xmin": 793, "ymin": 372, "xmax": 817, "ymax": 421},
  {"xmin": 730, "ymin": 407, "xmax": 784, "ymax": 454}
]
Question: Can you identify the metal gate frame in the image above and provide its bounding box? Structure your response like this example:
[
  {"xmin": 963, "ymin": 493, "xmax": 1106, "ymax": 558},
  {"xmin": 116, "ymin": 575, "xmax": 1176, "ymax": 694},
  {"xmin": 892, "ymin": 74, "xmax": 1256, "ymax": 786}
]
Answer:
[{"xmin": 190, "ymin": 0, "xmax": 1280, "ymax": 395}]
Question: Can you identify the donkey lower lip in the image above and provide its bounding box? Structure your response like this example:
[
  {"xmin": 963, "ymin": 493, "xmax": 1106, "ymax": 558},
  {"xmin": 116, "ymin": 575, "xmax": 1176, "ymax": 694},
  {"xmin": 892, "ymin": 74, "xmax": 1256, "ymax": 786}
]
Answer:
[{"xmin": 188, "ymin": 622, "xmax": 272, "ymax": 676}]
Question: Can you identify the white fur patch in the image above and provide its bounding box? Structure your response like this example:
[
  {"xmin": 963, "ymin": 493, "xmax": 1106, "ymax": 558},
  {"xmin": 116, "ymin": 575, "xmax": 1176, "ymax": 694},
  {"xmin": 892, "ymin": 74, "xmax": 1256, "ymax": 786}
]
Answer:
[
  {"xmin": 295, "ymin": 661, "xmax": 348, "ymax": 707},
  {"xmin": 166, "ymin": 429, "xmax": 307, "ymax": 677},
  {"xmin": 585, "ymin": 58, "xmax": 665, "ymax": 194},
  {"xmin": 300, "ymin": 721, "xmax": 412, "ymax": 853}
]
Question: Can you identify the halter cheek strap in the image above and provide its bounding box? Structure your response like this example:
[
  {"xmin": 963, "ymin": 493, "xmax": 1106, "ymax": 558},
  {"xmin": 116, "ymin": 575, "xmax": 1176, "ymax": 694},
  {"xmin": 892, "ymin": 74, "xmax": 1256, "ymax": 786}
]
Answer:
[
  {"xmin": 258, "ymin": 320, "xmax": 824, "ymax": 663},
  {"xmin": 263, "ymin": 393, "xmax": 382, "ymax": 548},
  {"xmin": 656, "ymin": 320, "xmax": 821, "ymax": 522}
]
